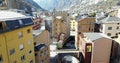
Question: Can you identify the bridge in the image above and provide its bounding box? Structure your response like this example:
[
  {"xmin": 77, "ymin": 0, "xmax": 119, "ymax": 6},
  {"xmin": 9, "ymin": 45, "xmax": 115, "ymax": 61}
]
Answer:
[
  {"xmin": 51, "ymin": 36, "xmax": 83, "ymax": 63},
  {"xmin": 53, "ymin": 49, "xmax": 80, "ymax": 53}
]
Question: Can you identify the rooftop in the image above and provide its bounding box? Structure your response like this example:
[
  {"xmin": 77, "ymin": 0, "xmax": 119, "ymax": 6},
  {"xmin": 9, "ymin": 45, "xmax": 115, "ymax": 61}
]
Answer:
[
  {"xmin": 33, "ymin": 26, "xmax": 45, "ymax": 37},
  {"xmin": 83, "ymin": 33, "xmax": 111, "ymax": 41},
  {"xmin": 0, "ymin": 10, "xmax": 28, "ymax": 21},
  {"xmin": 97, "ymin": 16, "xmax": 120, "ymax": 24},
  {"xmin": 34, "ymin": 44, "xmax": 47, "ymax": 51}
]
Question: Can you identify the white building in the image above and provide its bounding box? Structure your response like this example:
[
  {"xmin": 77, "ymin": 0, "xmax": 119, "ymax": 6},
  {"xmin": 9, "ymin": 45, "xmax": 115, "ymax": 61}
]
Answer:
[
  {"xmin": 96, "ymin": 16, "xmax": 120, "ymax": 38},
  {"xmin": 117, "ymin": 9, "xmax": 120, "ymax": 18}
]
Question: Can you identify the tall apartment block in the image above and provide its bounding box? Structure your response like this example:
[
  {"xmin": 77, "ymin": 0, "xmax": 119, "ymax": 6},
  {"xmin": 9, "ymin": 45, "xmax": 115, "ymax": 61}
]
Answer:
[
  {"xmin": 52, "ymin": 11, "xmax": 70, "ymax": 43},
  {"xmin": 45, "ymin": 11, "xmax": 70, "ymax": 47},
  {"xmin": 33, "ymin": 26, "xmax": 50, "ymax": 63},
  {"xmin": 0, "ymin": 11, "xmax": 35, "ymax": 63}
]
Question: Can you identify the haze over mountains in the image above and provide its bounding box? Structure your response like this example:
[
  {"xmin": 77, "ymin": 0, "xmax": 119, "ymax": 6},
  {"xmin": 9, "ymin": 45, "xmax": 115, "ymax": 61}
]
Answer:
[{"xmin": 26, "ymin": 0, "xmax": 120, "ymax": 11}]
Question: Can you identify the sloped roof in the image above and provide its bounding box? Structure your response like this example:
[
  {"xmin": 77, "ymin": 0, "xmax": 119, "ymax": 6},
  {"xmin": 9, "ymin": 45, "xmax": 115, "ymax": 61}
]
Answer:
[
  {"xmin": 97, "ymin": 16, "xmax": 120, "ymax": 24},
  {"xmin": 34, "ymin": 44, "xmax": 46, "ymax": 51},
  {"xmin": 0, "ymin": 10, "xmax": 27, "ymax": 21},
  {"xmin": 84, "ymin": 33, "xmax": 111, "ymax": 41}
]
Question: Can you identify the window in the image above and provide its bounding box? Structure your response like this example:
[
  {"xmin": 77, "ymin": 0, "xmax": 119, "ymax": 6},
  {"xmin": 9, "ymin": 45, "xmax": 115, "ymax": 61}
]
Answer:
[
  {"xmin": 21, "ymin": 55, "xmax": 25, "ymax": 61},
  {"xmin": 115, "ymin": 36, "xmax": 118, "ymax": 38},
  {"xmin": 19, "ymin": 20, "xmax": 23, "ymax": 25},
  {"xmin": 0, "ymin": 55, "xmax": 3, "ymax": 62},
  {"xmin": 34, "ymin": 42, "xmax": 36, "ymax": 45},
  {"xmin": 10, "ymin": 48, "xmax": 15, "ymax": 55},
  {"xmin": 107, "ymin": 33, "xmax": 111, "ymax": 36},
  {"xmin": 22, "ymin": 18, "xmax": 33, "ymax": 26},
  {"xmin": 18, "ymin": 32, "xmax": 23, "ymax": 38},
  {"xmin": 30, "ymin": 60, "xmax": 33, "ymax": 63},
  {"xmin": 117, "ymin": 23, "xmax": 119, "ymax": 25},
  {"xmin": 40, "ymin": 51, "xmax": 44, "ymax": 57},
  {"xmin": 0, "ymin": 22, "xmax": 3, "ymax": 30},
  {"xmin": 86, "ymin": 45, "xmax": 92, "ymax": 52},
  {"xmin": 117, "ymin": 27, "xmax": 119, "ymax": 29},
  {"xmin": 35, "ymin": 53, "xmax": 37, "ymax": 56},
  {"xmin": 28, "ymin": 40, "xmax": 32, "ymax": 44},
  {"xmin": 40, "ymin": 60, "xmax": 44, "ymax": 63},
  {"xmin": 79, "ymin": 26, "xmax": 82, "ymax": 30},
  {"xmin": 29, "ymin": 50, "xmax": 32, "ymax": 54},
  {"xmin": 27, "ymin": 29, "xmax": 31, "ymax": 33},
  {"xmin": 108, "ymin": 27, "xmax": 112, "ymax": 30},
  {"xmin": 20, "ymin": 44, "xmax": 24, "ymax": 51},
  {"xmin": 6, "ymin": 20, "xmax": 20, "ymax": 29},
  {"xmin": 44, "ymin": 50, "xmax": 47, "ymax": 55}
]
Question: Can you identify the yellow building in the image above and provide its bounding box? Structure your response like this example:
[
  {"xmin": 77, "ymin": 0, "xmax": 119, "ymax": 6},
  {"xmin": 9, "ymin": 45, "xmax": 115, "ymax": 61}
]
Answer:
[
  {"xmin": 0, "ymin": 11, "xmax": 35, "ymax": 63},
  {"xmin": 70, "ymin": 17, "xmax": 78, "ymax": 31}
]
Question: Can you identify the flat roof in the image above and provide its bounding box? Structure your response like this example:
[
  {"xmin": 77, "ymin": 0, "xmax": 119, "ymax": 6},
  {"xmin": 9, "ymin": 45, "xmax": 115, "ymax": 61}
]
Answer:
[
  {"xmin": 0, "ymin": 10, "xmax": 28, "ymax": 21},
  {"xmin": 83, "ymin": 33, "xmax": 111, "ymax": 41}
]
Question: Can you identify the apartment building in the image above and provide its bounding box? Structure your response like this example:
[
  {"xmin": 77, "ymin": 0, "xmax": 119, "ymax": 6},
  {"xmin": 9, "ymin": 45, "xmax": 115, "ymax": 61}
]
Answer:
[
  {"xmin": 0, "ymin": 11, "xmax": 35, "ymax": 63},
  {"xmin": 52, "ymin": 11, "xmax": 70, "ymax": 43},
  {"xmin": 78, "ymin": 33, "xmax": 112, "ymax": 63},
  {"xmin": 75, "ymin": 17, "xmax": 96, "ymax": 49},
  {"xmin": 96, "ymin": 16, "xmax": 120, "ymax": 38},
  {"xmin": 34, "ymin": 29, "xmax": 50, "ymax": 63},
  {"xmin": 77, "ymin": 17, "xmax": 96, "ymax": 33},
  {"xmin": 70, "ymin": 16, "xmax": 78, "ymax": 31},
  {"xmin": 34, "ymin": 44, "xmax": 49, "ymax": 63}
]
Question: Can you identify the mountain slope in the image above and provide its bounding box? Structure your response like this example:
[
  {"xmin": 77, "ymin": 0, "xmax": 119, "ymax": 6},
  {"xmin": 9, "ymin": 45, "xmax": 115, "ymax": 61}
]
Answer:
[{"xmin": 25, "ymin": 0, "xmax": 46, "ymax": 11}]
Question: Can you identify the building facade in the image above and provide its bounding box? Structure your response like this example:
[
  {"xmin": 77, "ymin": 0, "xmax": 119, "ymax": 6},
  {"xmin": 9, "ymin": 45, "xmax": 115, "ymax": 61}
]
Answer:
[
  {"xmin": 96, "ymin": 16, "xmax": 120, "ymax": 38},
  {"xmin": 0, "ymin": 11, "xmax": 35, "ymax": 63},
  {"xmin": 34, "ymin": 30, "xmax": 50, "ymax": 63},
  {"xmin": 78, "ymin": 33, "xmax": 112, "ymax": 63},
  {"xmin": 70, "ymin": 17, "xmax": 78, "ymax": 31},
  {"xmin": 75, "ymin": 17, "xmax": 96, "ymax": 49},
  {"xmin": 77, "ymin": 17, "xmax": 96, "ymax": 33},
  {"xmin": 52, "ymin": 11, "xmax": 70, "ymax": 44}
]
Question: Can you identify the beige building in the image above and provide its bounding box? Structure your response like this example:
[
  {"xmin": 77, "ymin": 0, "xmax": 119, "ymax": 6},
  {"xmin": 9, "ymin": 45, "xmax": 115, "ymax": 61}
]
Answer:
[
  {"xmin": 75, "ymin": 17, "xmax": 96, "ymax": 48},
  {"xmin": 52, "ymin": 11, "xmax": 70, "ymax": 44},
  {"xmin": 78, "ymin": 33, "xmax": 112, "ymax": 63},
  {"xmin": 96, "ymin": 16, "xmax": 120, "ymax": 38},
  {"xmin": 34, "ymin": 29, "xmax": 50, "ymax": 63},
  {"xmin": 77, "ymin": 17, "xmax": 96, "ymax": 33}
]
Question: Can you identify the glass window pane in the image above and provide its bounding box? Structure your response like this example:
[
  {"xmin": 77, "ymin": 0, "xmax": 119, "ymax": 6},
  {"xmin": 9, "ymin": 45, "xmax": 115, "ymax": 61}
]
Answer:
[
  {"xmin": 6, "ymin": 20, "xmax": 20, "ymax": 30},
  {"xmin": 22, "ymin": 18, "xmax": 33, "ymax": 26}
]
